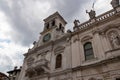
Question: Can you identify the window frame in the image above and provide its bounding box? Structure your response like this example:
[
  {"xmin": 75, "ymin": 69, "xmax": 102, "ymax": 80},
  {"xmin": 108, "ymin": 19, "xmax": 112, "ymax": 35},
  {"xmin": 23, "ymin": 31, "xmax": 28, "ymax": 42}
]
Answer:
[
  {"xmin": 55, "ymin": 54, "xmax": 62, "ymax": 69},
  {"xmin": 52, "ymin": 20, "xmax": 55, "ymax": 26},
  {"xmin": 84, "ymin": 42, "xmax": 94, "ymax": 60}
]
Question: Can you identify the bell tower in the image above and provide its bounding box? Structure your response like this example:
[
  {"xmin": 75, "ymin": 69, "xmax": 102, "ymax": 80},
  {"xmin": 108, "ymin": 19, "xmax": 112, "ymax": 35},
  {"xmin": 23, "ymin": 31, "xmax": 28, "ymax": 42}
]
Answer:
[{"xmin": 40, "ymin": 12, "xmax": 67, "ymax": 43}]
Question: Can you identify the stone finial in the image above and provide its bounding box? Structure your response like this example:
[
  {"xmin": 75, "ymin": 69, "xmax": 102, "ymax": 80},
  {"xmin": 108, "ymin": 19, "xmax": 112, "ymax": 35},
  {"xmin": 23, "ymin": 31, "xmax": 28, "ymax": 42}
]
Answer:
[
  {"xmin": 28, "ymin": 48, "xmax": 31, "ymax": 52},
  {"xmin": 14, "ymin": 66, "xmax": 17, "ymax": 70},
  {"xmin": 33, "ymin": 41, "xmax": 36, "ymax": 45},
  {"xmin": 20, "ymin": 66, "xmax": 22, "ymax": 69},
  {"xmin": 111, "ymin": 0, "xmax": 119, "ymax": 9},
  {"xmin": 86, "ymin": 10, "xmax": 96, "ymax": 19},
  {"xmin": 74, "ymin": 19, "xmax": 80, "ymax": 27}
]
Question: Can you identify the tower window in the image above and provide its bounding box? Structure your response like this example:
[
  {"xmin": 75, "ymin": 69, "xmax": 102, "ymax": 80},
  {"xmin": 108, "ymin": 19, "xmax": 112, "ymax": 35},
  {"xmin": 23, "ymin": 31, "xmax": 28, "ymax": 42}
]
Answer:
[
  {"xmin": 84, "ymin": 42, "xmax": 94, "ymax": 60},
  {"xmin": 59, "ymin": 23, "xmax": 62, "ymax": 29},
  {"xmin": 55, "ymin": 54, "xmax": 62, "ymax": 69},
  {"xmin": 46, "ymin": 23, "xmax": 49, "ymax": 29},
  {"xmin": 52, "ymin": 20, "xmax": 55, "ymax": 26}
]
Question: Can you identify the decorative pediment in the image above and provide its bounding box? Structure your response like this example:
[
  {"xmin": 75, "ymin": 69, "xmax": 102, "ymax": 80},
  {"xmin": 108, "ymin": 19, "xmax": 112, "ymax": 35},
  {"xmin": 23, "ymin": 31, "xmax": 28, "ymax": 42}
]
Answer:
[
  {"xmin": 81, "ymin": 35, "xmax": 93, "ymax": 42},
  {"xmin": 54, "ymin": 46, "xmax": 65, "ymax": 54}
]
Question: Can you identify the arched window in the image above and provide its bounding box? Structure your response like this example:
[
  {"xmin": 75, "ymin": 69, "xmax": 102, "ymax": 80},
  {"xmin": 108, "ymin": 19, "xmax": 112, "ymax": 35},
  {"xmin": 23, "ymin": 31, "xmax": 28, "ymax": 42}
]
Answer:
[
  {"xmin": 59, "ymin": 23, "xmax": 62, "ymax": 29},
  {"xmin": 84, "ymin": 42, "xmax": 94, "ymax": 60},
  {"xmin": 46, "ymin": 23, "xmax": 49, "ymax": 29},
  {"xmin": 52, "ymin": 20, "xmax": 55, "ymax": 26},
  {"xmin": 55, "ymin": 54, "xmax": 62, "ymax": 69}
]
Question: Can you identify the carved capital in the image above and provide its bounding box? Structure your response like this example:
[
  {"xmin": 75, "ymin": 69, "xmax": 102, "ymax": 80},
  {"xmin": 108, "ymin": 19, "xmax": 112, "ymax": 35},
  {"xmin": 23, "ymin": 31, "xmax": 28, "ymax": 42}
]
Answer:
[{"xmin": 92, "ymin": 29, "xmax": 101, "ymax": 35}]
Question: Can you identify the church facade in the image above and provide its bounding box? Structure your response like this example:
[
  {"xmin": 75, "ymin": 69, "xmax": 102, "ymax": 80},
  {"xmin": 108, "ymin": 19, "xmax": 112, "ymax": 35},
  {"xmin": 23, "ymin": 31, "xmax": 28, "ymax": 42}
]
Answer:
[{"xmin": 18, "ymin": 1, "xmax": 120, "ymax": 80}]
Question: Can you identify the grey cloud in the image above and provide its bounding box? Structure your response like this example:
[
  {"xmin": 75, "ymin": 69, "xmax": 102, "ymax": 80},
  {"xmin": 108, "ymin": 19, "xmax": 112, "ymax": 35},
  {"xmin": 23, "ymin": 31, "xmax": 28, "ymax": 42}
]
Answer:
[
  {"xmin": 0, "ymin": 0, "xmax": 43, "ymax": 46},
  {"xmin": 52, "ymin": 0, "xmax": 89, "ymax": 20},
  {"xmin": 0, "ymin": 53, "xmax": 24, "ymax": 74},
  {"xmin": 0, "ymin": 55, "xmax": 13, "ymax": 73},
  {"xmin": 0, "ymin": 0, "xmax": 95, "ymax": 46}
]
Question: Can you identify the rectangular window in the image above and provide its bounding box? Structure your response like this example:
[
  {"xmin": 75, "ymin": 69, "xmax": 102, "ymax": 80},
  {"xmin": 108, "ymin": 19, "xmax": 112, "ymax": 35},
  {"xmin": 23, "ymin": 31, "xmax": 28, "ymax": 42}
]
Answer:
[{"xmin": 84, "ymin": 42, "xmax": 94, "ymax": 60}]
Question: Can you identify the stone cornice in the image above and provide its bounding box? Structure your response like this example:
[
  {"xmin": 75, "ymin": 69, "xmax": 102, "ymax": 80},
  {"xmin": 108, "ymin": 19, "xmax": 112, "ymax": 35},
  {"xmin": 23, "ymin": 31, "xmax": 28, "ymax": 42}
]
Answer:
[
  {"xmin": 105, "ymin": 48, "xmax": 120, "ymax": 54},
  {"xmin": 30, "ymin": 73, "xmax": 49, "ymax": 80},
  {"xmin": 49, "ymin": 69, "xmax": 72, "ymax": 77},
  {"xmin": 72, "ymin": 55, "xmax": 120, "ymax": 71}
]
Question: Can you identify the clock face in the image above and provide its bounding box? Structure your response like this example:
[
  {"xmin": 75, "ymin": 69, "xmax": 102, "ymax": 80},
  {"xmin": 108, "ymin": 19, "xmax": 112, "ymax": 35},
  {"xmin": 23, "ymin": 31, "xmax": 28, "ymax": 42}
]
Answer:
[{"xmin": 43, "ymin": 33, "xmax": 51, "ymax": 42}]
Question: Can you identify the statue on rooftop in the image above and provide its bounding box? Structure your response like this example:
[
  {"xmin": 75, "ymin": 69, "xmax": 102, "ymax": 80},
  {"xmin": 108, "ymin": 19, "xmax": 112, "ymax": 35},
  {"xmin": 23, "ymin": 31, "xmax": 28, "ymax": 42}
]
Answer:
[
  {"xmin": 111, "ymin": 0, "xmax": 119, "ymax": 9},
  {"xmin": 74, "ymin": 19, "xmax": 80, "ymax": 27},
  {"xmin": 86, "ymin": 10, "xmax": 96, "ymax": 19}
]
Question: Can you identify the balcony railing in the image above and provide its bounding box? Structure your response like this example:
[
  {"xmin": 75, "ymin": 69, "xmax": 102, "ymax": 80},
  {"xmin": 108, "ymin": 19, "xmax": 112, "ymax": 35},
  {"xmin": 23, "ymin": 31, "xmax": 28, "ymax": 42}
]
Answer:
[
  {"xmin": 26, "ymin": 59, "xmax": 49, "ymax": 77},
  {"xmin": 35, "ymin": 59, "xmax": 49, "ymax": 67},
  {"xmin": 96, "ymin": 9, "xmax": 116, "ymax": 21},
  {"xmin": 74, "ymin": 8, "xmax": 119, "ymax": 31}
]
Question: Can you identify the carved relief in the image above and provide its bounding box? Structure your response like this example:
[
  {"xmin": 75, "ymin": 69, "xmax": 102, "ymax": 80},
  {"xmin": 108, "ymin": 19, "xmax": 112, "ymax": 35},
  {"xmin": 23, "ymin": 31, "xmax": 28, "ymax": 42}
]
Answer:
[
  {"xmin": 107, "ymin": 31, "xmax": 120, "ymax": 49},
  {"xmin": 26, "ymin": 51, "xmax": 50, "ymax": 78},
  {"xmin": 27, "ymin": 57, "xmax": 35, "ymax": 66},
  {"xmin": 26, "ymin": 60, "xmax": 50, "ymax": 78}
]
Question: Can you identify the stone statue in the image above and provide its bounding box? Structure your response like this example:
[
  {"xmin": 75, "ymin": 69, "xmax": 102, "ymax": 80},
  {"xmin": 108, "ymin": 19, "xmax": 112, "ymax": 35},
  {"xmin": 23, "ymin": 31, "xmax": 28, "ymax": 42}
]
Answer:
[
  {"xmin": 74, "ymin": 19, "xmax": 80, "ymax": 27},
  {"xmin": 33, "ymin": 41, "xmax": 36, "ymax": 45},
  {"xmin": 109, "ymin": 32, "xmax": 120, "ymax": 48},
  {"xmin": 86, "ymin": 10, "xmax": 96, "ymax": 19},
  {"xmin": 111, "ymin": 0, "xmax": 119, "ymax": 9}
]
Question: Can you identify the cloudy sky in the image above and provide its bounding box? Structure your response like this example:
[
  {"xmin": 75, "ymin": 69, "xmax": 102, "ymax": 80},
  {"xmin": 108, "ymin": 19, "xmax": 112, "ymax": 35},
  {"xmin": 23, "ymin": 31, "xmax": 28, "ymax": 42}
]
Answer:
[{"xmin": 0, "ymin": 0, "xmax": 112, "ymax": 74}]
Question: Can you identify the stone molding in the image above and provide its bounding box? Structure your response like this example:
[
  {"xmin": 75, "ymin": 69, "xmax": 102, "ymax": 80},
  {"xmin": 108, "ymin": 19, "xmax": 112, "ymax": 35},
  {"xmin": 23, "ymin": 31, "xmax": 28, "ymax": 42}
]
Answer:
[
  {"xmin": 54, "ymin": 46, "xmax": 65, "ymax": 55},
  {"xmin": 72, "ymin": 56, "xmax": 120, "ymax": 71},
  {"xmin": 81, "ymin": 35, "xmax": 93, "ymax": 43},
  {"xmin": 100, "ymin": 23, "xmax": 120, "ymax": 35}
]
